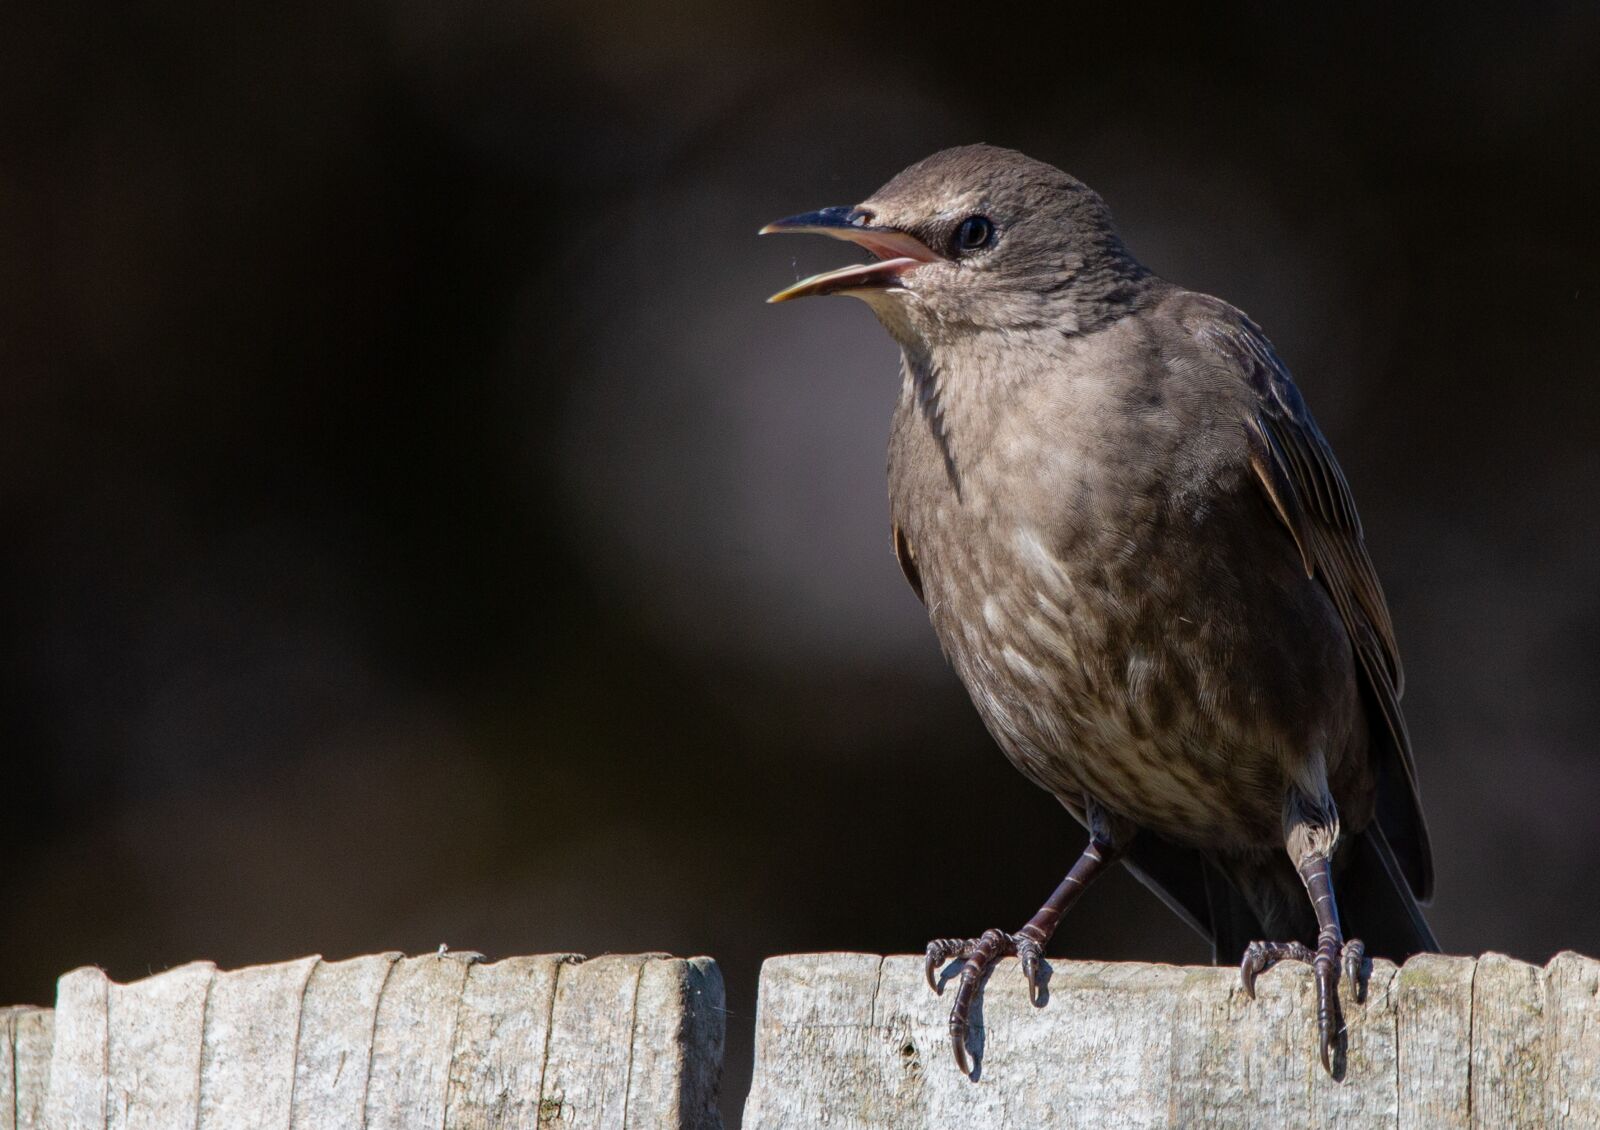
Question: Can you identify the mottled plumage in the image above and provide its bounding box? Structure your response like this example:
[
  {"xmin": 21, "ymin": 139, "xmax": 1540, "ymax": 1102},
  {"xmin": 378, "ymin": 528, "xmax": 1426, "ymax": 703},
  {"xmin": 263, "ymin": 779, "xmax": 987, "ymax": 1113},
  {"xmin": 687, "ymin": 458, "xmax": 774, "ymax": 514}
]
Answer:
[{"xmin": 763, "ymin": 144, "xmax": 1437, "ymax": 1076}]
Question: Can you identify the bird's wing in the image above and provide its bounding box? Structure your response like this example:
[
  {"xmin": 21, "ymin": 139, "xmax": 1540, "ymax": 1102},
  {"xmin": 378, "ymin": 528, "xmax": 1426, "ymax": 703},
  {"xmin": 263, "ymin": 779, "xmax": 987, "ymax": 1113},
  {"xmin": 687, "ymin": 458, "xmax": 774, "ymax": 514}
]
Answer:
[{"xmin": 1187, "ymin": 298, "xmax": 1434, "ymax": 901}]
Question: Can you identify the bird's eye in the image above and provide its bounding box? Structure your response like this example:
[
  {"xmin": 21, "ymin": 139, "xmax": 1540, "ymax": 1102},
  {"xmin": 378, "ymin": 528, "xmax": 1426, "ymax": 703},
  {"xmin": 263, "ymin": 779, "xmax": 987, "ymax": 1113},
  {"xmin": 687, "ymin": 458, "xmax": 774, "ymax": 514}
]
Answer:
[{"xmin": 953, "ymin": 215, "xmax": 995, "ymax": 254}]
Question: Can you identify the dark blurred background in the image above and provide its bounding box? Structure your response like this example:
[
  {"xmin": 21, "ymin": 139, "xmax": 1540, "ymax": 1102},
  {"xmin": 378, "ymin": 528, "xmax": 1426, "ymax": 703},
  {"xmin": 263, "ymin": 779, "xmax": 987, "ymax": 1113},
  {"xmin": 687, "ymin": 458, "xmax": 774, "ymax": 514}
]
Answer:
[{"xmin": 3, "ymin": 0, "xmax": 1598, "ymax": 1121}]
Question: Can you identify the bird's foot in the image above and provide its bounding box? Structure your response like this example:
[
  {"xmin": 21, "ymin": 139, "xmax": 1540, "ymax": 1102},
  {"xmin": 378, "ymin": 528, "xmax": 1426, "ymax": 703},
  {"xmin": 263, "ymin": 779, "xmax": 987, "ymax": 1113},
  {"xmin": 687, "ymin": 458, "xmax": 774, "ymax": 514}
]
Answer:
[
  {"xmin": 1240, "ymin": 935, "xmax": 1367, "ymax": 1072},
  {"xmin": 924, "ymin": 928, "xmax": 1046, "ymax": 1075}
]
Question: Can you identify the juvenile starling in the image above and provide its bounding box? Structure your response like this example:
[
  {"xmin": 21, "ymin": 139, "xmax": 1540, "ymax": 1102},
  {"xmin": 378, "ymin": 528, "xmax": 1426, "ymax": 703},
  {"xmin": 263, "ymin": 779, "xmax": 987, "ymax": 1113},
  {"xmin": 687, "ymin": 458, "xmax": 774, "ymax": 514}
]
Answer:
[{"xmin": 762, "ymin": 145, "xmax": 1437, "ymax": 1076}]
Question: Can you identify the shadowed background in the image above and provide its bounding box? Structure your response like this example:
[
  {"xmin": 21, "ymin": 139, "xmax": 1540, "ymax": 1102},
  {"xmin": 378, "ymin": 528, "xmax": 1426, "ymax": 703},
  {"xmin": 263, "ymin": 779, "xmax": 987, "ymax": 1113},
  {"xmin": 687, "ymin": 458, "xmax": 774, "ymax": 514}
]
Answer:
[{"xmin": 4, "ymin": 0, "xmax": 1598, "ymax": 1121}]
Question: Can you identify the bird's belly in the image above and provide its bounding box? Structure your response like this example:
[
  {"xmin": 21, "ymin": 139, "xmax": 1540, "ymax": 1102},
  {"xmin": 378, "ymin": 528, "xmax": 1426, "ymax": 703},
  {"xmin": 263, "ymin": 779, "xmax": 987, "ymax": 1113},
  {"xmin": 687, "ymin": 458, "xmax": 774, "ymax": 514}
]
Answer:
[
  {"xmin": 928, "ymin": 523, "xmax": 1335, "ymax": 849},
  {"xmin": 956, "ymin": 621, "xmax": 1285, "ymax": 847}
]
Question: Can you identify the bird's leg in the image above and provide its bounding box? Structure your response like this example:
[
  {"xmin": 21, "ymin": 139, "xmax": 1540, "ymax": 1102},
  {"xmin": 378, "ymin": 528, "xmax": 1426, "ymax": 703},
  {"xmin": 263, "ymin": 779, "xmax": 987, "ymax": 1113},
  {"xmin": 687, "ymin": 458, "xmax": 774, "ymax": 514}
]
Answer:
[
  {"xmin": 1239, "ymin": 792, "xmax": 1366, "ymax": 1073},
  {"xmin": 925, "ymin": 799, "xmax": 1128, "ymax": 1075}
]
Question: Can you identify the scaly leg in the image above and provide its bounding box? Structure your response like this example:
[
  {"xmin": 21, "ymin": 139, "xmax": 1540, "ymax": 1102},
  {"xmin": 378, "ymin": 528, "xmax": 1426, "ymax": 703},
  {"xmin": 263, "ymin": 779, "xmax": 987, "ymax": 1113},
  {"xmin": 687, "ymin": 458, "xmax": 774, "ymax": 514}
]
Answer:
[{"xmin": 1239, "ymin": 792, "xmax": 1367, "ymax": 1073}]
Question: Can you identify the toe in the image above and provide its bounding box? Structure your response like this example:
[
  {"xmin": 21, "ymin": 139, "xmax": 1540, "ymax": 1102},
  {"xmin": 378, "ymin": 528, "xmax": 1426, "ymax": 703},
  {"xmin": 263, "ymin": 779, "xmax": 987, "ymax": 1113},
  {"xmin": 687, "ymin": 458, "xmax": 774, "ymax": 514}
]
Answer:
[
  {"xmin": 1343, "ymin": 940, "xmax": 1368, "ymax": 1003},
  {"xmin": 1017, "ymin": 938, "xmax": 1045, "ymax": 1005},
  {"xmin": 924, "ymin": 938, "xmax": 971, "ymax": 993},
  {"xmin": 1239, "ymin": 942, "xmax": 1265, "ymax": 998}
]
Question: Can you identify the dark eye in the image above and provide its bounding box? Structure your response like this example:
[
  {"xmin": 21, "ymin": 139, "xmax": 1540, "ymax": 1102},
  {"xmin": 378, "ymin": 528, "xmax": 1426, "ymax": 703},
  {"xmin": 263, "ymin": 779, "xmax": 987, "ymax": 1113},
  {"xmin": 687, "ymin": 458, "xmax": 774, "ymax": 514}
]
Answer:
[{"xmin": 953, "ymin": 215, "xmax": 995, "ymax": 254}]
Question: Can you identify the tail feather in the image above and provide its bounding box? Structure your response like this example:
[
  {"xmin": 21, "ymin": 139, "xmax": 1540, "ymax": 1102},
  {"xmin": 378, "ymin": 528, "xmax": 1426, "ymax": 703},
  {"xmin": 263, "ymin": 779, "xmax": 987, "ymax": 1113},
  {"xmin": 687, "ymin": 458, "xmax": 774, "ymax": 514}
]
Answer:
[
  {"xmin": 1123, "ymin": 824, "xmax": 1438, "ymax": 966},
  {"xmin": 1203, "ymin": 861, "xmax": 1269, "ymax": 967},
  {"xmin": 1338, "ymin": 822, "xmax": 1440, "ymax": 959}
]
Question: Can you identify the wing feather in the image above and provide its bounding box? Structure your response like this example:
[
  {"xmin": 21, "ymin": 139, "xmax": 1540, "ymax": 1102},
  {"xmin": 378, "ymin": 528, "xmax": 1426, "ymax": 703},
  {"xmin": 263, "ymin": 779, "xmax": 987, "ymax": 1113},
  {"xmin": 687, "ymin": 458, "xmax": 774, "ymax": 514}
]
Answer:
[{"xmin": 1191, "ymin": 301, "xmax": 1433, "ymax": 900}]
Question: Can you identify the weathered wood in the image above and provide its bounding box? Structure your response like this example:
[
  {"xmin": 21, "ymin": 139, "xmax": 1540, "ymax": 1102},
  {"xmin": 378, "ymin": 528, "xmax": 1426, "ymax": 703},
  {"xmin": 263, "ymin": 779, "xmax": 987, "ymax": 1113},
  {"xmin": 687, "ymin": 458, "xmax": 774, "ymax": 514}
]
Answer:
[
  {"xmin": 1396, "ymin": 952, "xmax": 1474, "ymax": 1128},
  {"xmin": 743, "ymin": 952, "xmax": 1600, "ymax": 1129},
  {"xmin": 1544, "ymin": 951, "xmax": 1600, "ymax": 1128},
  {"xmin": 17, "ymin": 953, "xmax": 723, "ymax": 1130},
  {"xmin": 12, "ymin": 949, "xmax": 1599, "ymax": 1126},
  {"xmin": 445, "ymin": 953, "xmax": 570, "ymax": 1128},
  {"xmin": 2, "ymin": 1006, "xmax": 53, "ymax": 1130},
  {"xmin": 200, "ymin": 953, "xmax": 320, "ymax": 1129},
  {"xmin": 1471, "ymin": 951, "xmax": 1547, "ymax": 1127}
]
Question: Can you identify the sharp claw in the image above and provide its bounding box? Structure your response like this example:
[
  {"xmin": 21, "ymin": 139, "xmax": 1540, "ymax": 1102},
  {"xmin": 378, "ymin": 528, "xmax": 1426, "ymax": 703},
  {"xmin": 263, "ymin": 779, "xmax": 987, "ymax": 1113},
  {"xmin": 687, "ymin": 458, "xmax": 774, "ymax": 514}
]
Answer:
[
  {"xmin": 925, "ymin": 950, "xmax": 942, "ymax": 993},
  {"xmin": 1319, "ymin": 1027, "xmax": 1332, "ymax": 1073},
  {"xmin": 951, "ymin": 1029, "xmax": 972, "ymax": 1076}
]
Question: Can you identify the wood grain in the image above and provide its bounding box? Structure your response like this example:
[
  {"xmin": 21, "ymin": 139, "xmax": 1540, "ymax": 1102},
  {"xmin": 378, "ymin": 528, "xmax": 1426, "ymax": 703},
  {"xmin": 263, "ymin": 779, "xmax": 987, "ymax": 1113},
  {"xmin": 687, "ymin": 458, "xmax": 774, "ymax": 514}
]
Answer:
[
  {"xmin": 8, "ymin": 953, "xmax": 722, "ymax": 1130},
  {"xmin": 744, "ymin": 952, "xmax": 1600, "ymax": 1129}
]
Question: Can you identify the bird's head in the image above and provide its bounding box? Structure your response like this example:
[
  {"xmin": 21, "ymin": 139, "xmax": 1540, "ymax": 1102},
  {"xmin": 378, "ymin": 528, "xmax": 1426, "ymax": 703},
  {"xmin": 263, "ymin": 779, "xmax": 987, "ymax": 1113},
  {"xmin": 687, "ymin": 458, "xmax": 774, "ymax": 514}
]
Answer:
[{"xmin": 762, "ymin": 144, "xmax": 1150, "ymax": 347}]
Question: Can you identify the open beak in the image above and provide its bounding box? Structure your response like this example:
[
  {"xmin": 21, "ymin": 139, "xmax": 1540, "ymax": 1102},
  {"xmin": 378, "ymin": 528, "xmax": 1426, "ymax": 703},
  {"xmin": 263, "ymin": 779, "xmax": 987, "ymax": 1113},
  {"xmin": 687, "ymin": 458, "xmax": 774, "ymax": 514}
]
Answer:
[{"xmin": 760, "ymin": 206, "xmax": 941, "ymax": 303}]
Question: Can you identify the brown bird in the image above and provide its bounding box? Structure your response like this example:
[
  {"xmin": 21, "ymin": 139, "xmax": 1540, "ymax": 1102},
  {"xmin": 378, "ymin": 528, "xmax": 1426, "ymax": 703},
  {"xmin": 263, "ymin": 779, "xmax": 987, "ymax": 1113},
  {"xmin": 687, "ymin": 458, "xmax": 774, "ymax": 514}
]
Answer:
[{"xmin": 761, "ymin": 145, "xmax": 1437, "ymax": 1076}]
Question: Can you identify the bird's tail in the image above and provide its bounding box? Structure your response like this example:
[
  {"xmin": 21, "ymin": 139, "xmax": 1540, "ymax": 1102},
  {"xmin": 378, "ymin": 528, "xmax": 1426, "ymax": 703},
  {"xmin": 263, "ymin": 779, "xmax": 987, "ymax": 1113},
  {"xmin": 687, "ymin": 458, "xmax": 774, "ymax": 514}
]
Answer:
[
  {"xmin": 1336, "ymin": 822, "xmax": 1439, "ymax": 959},
  {"xmin": 1123, "ymin": 822, "xmax": 1438, "ymax": 967},
  {"xmin": 1200, "ymin": 823, "xmax": 1437, "ymax": 966}
]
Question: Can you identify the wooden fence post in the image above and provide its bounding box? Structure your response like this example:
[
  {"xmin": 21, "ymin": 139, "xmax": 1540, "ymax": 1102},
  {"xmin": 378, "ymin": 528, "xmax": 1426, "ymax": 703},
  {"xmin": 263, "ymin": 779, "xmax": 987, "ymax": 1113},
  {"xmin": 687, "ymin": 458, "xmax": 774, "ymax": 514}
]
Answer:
[
  {"xmin": 743, "ymin": 952, "xmax": 1600, "ymax": 1128},
  {"xmin": 1, "ymin": 952, "xmax": 724, "ymax": 1130}
]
